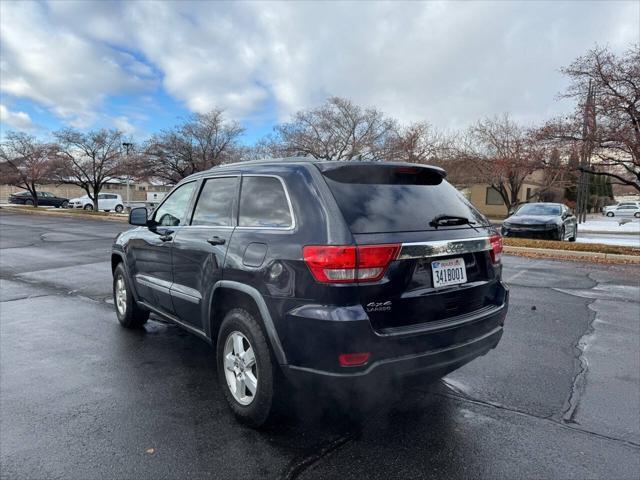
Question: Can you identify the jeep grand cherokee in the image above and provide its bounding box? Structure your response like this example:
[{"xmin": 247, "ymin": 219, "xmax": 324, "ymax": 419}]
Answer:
[{"xmin": 111, "ymin": 158, "xmax": 508, "ymax": 427}]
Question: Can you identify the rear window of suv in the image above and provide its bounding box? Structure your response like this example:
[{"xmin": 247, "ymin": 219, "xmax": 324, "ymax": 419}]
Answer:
[{"xmin": 320, "ymin": 164, "xmax": 489, "ymax": 233}]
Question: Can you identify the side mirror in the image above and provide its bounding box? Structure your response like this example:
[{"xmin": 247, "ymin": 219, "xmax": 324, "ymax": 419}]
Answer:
[
  {"xmin": 129, "ymin": 207, "xmax": 149, "ymax": 226},
  {"xmin": 508, "ymin": 208, "xmax": 515, "ymax": 216}
]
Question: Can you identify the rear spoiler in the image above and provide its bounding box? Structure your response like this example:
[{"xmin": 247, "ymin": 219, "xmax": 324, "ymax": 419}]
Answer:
[{"xmin": 315, "ymin": 162, "xmax": 446, "ymax": 184}]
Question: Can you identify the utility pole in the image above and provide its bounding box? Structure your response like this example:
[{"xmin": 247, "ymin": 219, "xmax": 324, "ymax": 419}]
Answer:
[
  {"xmin": 122, "ymin": 142, "xmax": 133, "ymax": 208},
  {"xmin": 576, "ymin": 80, "xmax": 596, "ymax": 224}
]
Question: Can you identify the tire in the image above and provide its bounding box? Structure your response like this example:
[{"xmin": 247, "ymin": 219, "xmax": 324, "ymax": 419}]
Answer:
[
  {"xmin": 635, "ymin": 212, "xmax": 640, "ymax": 218},
  {"xmin": 556, "ymin": 226, "xmax": 565, "ymax": 241},
  {"xmin": 61, "ymin": 201, "xmax": 69, "ymax": 208},
  {"xmin": 217, "ymin": 308, "xmax": 277, "ymax": 428},
  {"xmin": 84, "ymin": 204, "xmax": 93, "ymax": 211},
  {"xmin": 113, "ymin": 263, "xmax": 149, "ymax": 328},
  {"xmin": 25, "ymin": 199, "xmax": 34, "ymax": 206},
  {"xmin": 115, "ymin": 204, "xmax": 124, "ymax": 213},
  {"xmin": 569, "ymin": 225, "xmax": 577, "ymax": 242},
  {"xmin": 606, "ymin": 212, "xmax": 614, "ymax": 217}
]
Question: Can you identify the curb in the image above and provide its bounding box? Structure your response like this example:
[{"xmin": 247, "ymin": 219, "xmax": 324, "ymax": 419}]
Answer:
[
  {"xmin": 504, "ymin": 245, "xmax": 640, "ymax": 264},
  {"xmin": 0, "ymin": 206, "xmax": 128, "ymax": 222}
]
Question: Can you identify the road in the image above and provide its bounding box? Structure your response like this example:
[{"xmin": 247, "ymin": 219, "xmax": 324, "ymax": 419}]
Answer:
[{"xmin": 1, "ymin": 211, "xmax": 639, "ymax": 480}]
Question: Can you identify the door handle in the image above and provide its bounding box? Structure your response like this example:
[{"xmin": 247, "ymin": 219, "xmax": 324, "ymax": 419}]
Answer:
[
  {"xmin": 207, "ymin": 236, "xmax": 226, "ymax": 246},
  {"xmin": 158, "ymin": 229, "xmax": 174, "ymax": 242}
]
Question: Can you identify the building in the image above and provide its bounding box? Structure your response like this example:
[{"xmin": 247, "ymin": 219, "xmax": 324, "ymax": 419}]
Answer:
[
  {"xmin": 0, "ymin": 180, "xmax": 172, "ymax": 204},
  {"xmin": 454, "ymin": 170, "xmax": 550, "ymax": 218}
]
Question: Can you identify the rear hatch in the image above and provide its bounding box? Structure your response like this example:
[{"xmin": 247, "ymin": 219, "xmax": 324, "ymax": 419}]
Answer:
[{"xmin": 318, "ymin": 162, "xmax": 503, "ymax": 333}]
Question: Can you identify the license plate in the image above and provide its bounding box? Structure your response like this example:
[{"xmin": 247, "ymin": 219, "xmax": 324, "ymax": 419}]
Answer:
[{"xmin": 431, "ymin": 257, "xmax": 467, "ymax": 288}]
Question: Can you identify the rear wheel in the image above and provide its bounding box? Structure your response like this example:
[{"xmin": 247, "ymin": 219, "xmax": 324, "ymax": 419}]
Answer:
[
  {"xmin": 84, "ymin": 204, "xmax": 93, "ymax": 211},
  {"xmin": 217, "ymin": 308, "xmax": 276, "ymax": 428},
  {"xmin": 115, "ymin": 204, "xmax": 124, "ymax": 213},
  {"xmin": 606, "ymin": 212, "xmax": 614, "ymax": 217},
  {"xmin": 635, "ymin": 212, "xmax": 640, "ymax": 218},
  {"xmin": 25, "ymin": 199, "xmax": 34, "ymax": 206},
  {"xmin": 113, "ymin": 263, "xmax": 149, "ymax": 328}
]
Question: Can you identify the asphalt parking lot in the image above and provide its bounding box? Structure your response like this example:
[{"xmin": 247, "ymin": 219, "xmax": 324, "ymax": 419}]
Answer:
[{"xmin": 1, "ymin": 211, "xmax": 639, "ymax": 480}]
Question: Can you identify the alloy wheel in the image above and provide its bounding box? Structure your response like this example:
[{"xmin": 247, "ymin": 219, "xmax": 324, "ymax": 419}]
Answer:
[
  {"xmin": 115, "ymin": 275, "xmax": 127, "ymax": 316},
  {"xmin": 223, "ymin": 331, "xmax": 258, "ymax": 405}
]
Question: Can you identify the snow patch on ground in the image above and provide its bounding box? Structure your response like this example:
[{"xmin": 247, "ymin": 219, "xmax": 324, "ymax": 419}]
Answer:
[
  {"xmin": 579, "ymin": 216, "xmax": 640, "ymax": 234},
  {"xmin": 577, "ymin": 235, "xmax": 640, "ymax": 248}
]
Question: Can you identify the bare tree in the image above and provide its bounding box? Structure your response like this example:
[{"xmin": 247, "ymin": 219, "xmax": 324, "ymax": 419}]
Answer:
[
  {"xmin": 272, "ymin": 97, "xmax": 396, "ymax": 161},
  {"xmin": 541, "ymin": 45, "xmax": 640, "ymax": 191},
  {"xmin": 387, "ymin": 121, "xmax": 448, "ymax": 163},
  {"xmin": 0, "ymin": 132, "xmax": 56, "ymax": 207},
  {"xmin": 53, "ymin": 128, "xmax": 126, "ymax": 210},
  {"xmin": 144, "ymin": 110, "xmax": 244, "ymax": 183},
  {"xmin": 461, "ymin": 114, "xmax": 545, "ymax": 210}
]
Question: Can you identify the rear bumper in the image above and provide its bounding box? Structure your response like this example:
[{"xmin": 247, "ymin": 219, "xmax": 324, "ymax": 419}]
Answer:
[
  {"xmin": 282, "ymin": 324, "xmax": 502, "ymax": 393},
  {"xmin": 278, "ymin": 284, "xmax": 508, "ymax": 392}
]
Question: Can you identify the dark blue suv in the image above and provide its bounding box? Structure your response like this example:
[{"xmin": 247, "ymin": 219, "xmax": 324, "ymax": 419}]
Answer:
[{"xmin": 111, "ymin": 159, "xmax": 508, "ymax": 426}]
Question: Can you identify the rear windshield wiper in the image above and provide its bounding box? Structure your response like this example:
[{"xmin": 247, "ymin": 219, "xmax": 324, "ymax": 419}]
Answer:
[{"xmin": 429, "ymin": 214, "xmax": 478, "ymax": 231}]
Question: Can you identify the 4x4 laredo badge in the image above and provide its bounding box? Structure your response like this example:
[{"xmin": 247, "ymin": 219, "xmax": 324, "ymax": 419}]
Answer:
[{"xmin": 366, "ymin": 301, "xmax": 392, "ymax": 312}]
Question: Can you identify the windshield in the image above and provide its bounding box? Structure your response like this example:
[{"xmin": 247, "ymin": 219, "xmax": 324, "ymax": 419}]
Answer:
[{"xmin": 516, "ymin": 204, "xmax": 562, "ymax": 216}]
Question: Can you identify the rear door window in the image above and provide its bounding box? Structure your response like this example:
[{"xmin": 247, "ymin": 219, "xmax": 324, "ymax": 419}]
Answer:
[
  {"xmin": 320, "ymin": 164, "xmax": 489, "ymax": 234},
  {"xmin": 239, "ymin": 176, "xmax": 293, "ymax": 228},
  {"xmin": 191, "ymin": 177, "xmax": 238, "ymax": 226}
]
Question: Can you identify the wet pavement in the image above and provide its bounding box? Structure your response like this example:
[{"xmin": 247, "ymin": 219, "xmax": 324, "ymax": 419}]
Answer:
[{"xmin": 1, "ymin": 211, "xmax": 639, "ymax": 479}]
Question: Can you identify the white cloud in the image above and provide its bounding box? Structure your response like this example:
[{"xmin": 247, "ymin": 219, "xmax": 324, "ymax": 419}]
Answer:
[
  {"xmin": 113, "ymin": 116, "xmax": 136, "ymax": 135},
  {"xmin": 0, "ymin": 104, "xmax": 36, "ymax": 131},
  {"xmin": 1, "ymin": 1, "xmax": 638, "ymax": 130},
  {"xmin": 0, "ymin": 1, "xmax": 155, "ymax": 128}
]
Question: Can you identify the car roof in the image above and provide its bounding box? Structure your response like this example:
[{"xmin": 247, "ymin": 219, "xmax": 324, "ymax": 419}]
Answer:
[{"xmin": 201, "ymin": 157, "xmax": 446, "ymax": 176}]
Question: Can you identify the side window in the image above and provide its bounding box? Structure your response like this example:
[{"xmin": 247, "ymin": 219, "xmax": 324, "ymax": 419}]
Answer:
[
  {"xmin": 485, "ymin": 187, "xmax": 503, "ymax": 206},
  {"xmin": 154, "ymin": 182, "xmax": 196, "ymax": 227},
  {"xmin": 191, "ymin": 177, "xmax": 238, "ymax": 226},
  {"xmin": 239, "ymin": 176, "xmax": 292, "ymax": 228},
  {"xmin": 98, "ymin": 194, "xmax": 106, "ymax": 199}
]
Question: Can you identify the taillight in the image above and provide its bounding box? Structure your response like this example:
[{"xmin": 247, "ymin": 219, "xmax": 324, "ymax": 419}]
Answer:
[
  {"xmin": 303, "ymin": 244, "xmax": 400, "ymax": 283},
  {"xmin": 490, "ymin": 234, "xmax": 503, "ymax": 264}
]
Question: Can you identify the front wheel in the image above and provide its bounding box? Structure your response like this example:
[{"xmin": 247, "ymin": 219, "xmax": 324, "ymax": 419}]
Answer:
[
  {"xmin": 113, "ymin": 263, "xmax": 149, "ymax": 328},
  {"xmin": 635, "ymin": 212, "xmax": 640, "ymax": 218},
  {"xmin": 606, "ymin": 212, "xmax": 614, "ymax": 217},
  {"xmin": 115, "ymin": 204, "xmax": 124, "ymax": 213},
  {"xmin": 217, "ymin": 308, "xmax": 277, "ymax": 428},
  {"xmin": 61, "ymin": 201, "xmax": 69, "ymax": 208},
  {"xmin": 556, "ymin": 226, "xmax": 565, "ymax": 241},
  {"xmin": 25, "ymin": 199, "xmax": 34, "ymax": 206}
]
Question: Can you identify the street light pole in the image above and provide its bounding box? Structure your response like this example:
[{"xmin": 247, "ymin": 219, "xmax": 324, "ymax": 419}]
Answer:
[{"xmin": 122, "ymin": 142, "xmax": 133, "ymax": 208}]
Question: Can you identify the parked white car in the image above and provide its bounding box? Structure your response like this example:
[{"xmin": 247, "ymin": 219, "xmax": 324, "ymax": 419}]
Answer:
[
  {"xmin": 603, "ymin": 201, "xmax": 640, "ymax": 218},
  {"xmin": 68, "ymin": 193, "xmax": 125, "ymax": 212}
]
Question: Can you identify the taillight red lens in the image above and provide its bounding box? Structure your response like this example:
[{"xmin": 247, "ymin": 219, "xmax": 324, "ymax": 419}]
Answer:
[
  {"xmin": 338, "ymin": 352, "xmax": 370, "ymax": 367},
  {"xmin": 303, "ymin": 244, "xmax": 400, "ymax": 283},
  {"xmin": 490, "ymin": 234, "xmax": 503, "ymax": 264}
]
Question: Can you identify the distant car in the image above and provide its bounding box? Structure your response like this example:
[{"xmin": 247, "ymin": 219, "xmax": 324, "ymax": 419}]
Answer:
[
  {"xmin": 8, "ymin": 191, "xmax": 69, "ymax": 208},
  {"xmin": 502, "ymin": 202, "xmax": 577, "ymax": 241},
  {"xmin": 602, "ymin": 202, "xmax": 640, "ymax": 218},
  {"xmin": 68, "ymin": 193, "xmax": 125, "ymax": 212}
]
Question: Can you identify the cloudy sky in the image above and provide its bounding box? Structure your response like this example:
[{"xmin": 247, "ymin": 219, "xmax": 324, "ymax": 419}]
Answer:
[{"xmin": 0, "ymin": 0, "xmax": 637, "ymax": 143}]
